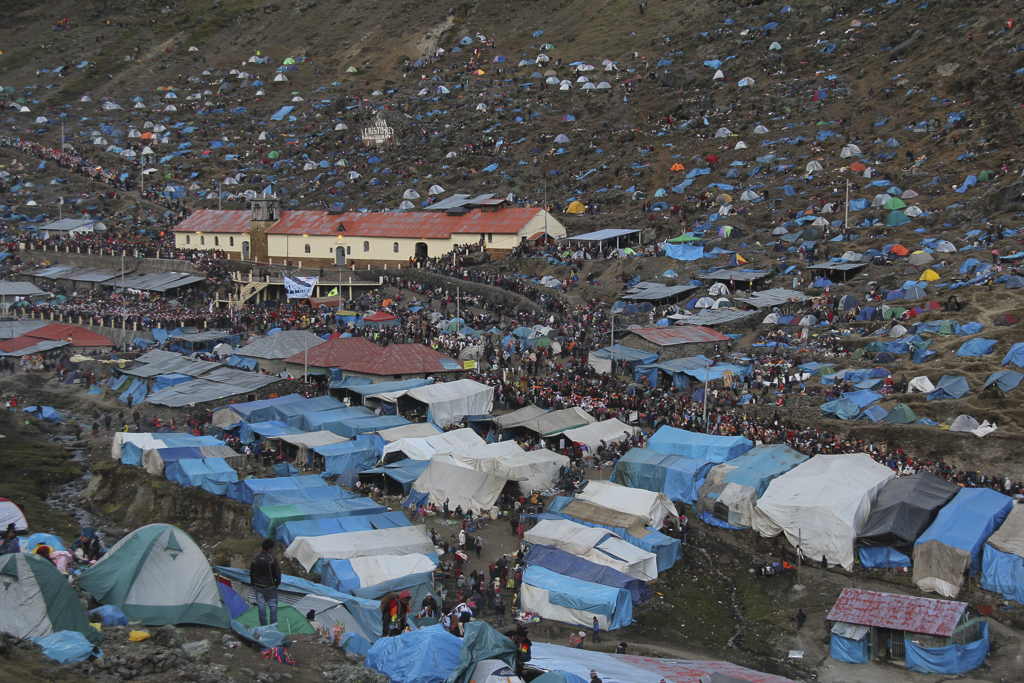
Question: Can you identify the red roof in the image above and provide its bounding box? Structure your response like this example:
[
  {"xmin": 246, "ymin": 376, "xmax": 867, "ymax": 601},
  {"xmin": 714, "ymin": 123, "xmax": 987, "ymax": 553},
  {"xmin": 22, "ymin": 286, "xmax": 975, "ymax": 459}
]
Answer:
[
  {"xmin": 363, "ymin": 311, "xmax": 399, "ymax": 322},
  {"xmin": 628, "ymin": 326, "xmax": 730, "ymax": 346},
  {"xmin": 284, "ymin": 338, "xmax": 465, "ymax": 376},
  {"xmin": 24, "ymin": 324, "xmax": 112, "ymax": 347},
  {"xmin": 826, "ymin": 588, "xmax": 967, "ymax": 637},
  {"xmin": 268, "ymin": 207, "xmax": 543, "ymax": 239},
  {"xmin": 173, "ymin": 209, "xmax": 251, "ymax": 234}
]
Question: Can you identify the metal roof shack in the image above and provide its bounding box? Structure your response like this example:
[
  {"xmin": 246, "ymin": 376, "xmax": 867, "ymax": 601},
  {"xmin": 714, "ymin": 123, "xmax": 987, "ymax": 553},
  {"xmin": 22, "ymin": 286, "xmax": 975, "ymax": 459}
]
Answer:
[
  {"xmin": 173, "ymin": 209, "xmax": 251, "ymax": 234},
  {"xmin": 826, "ymin": 587, "xmax": 968, "ymax": 637},
  {"xmin": 627, "ymin": 326, "xmax": 730, "ymax": 346},
  {"xmin": 284, "ymin": 338, "xmax": 467, "ymax": 378},
  {"xmin": 272, "ymin": 207, "xmax": 551, "ymax": 240}
]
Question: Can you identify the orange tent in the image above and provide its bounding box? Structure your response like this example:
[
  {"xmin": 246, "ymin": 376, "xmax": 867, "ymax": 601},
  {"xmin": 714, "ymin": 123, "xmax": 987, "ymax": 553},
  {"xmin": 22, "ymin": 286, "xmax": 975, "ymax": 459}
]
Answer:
[
  {"xmin": 670, "ymin": 163, "xmax": 686, "ymax": 172},
  {"xmin": 890, "ymin": 244, "xmax": 910, "ymax": 256},
  {"xmin": 849, "ymin": 161, "xmax": 866, "ymax": 172},
  {"xmin": 140, "ymin": 132, "xmax": 153, "ymax": 140}
]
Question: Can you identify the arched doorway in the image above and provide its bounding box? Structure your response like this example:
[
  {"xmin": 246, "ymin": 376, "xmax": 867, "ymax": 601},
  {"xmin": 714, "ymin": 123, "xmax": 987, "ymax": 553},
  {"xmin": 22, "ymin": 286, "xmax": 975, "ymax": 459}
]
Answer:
[
  {"xmin": 415, "ymin": 242, "xmax": 428, "ymax": 261},
  {"xmin": 242, "ymin": 241, "xmax": 250, "ymax": 260}
]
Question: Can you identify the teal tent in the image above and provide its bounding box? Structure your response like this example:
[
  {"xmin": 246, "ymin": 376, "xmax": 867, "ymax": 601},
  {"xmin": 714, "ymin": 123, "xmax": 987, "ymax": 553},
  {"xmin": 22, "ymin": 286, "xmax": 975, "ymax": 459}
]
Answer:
[
  {"xmin": 0, "ymin": 553, "xmax": 104, "ymax": 645},
  {"xmin": 882, "ymin": 403, "xmax": 918, "ymax": 424},
  {"xmin": 77, "ymin": 524, "xmax": 229, "ymax": 628}
]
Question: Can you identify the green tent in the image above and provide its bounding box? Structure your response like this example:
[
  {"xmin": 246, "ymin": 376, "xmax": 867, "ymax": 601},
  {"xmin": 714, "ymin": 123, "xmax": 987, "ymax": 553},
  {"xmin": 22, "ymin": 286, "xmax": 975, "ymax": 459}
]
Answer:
[
  {"xmin": 283, "ymin": 57, "xmax": 297, "ymax": 65},
  {"xmin": 443, "ymin": 622, "xmax": 517, "ymax": 683},
  {"xmin": 883, "ymin": 306, "xmax": 907, "ymax": 320},
  {"xmin": 977, "ymin": 170, "xmax": 995, "ymax": 182},
  {"xmin": 852, "ymin": 348, "xmax": 865, "ymax": 360},
  {"xmin": 886, "ymin": 210, "xmax": 910, "ymax": 226},
  {"xmin": 236, "ymin": 605, "xmax": 316, "ymax": 635},
  {"xmin": 883, "ymin": 197, "xmax": 907, "ymax": 210},
  {"xmin": 0, "ymin": 553, "xmax": 104, "ymax": 645},
  {"xmin": 882, "ymin": 403, "xmax": 917, "ymax": 424},
  {"xmin": 667, "ymin": 233, "xmax": 701, "ymax": 243},
  {"xmin": 863, "ymin": 341, "xmax": 882, "ymax": 353},
  {"xmin": 346, "ymin": 66, "xmax": 358, "ymax": 73},
  {"xmin": 77, "ymin": 524, "xmax": 229, "ymax": 628},
  {"xmin": 267, "ymin": 151, "xmax": 281, "ymax": 159}
]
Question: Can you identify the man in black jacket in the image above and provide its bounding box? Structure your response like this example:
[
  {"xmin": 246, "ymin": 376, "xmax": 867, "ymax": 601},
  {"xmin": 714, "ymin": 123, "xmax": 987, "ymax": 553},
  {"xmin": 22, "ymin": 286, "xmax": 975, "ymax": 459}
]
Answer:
[{"xmin": 250, "ymin": 539, "xmax": 282, "ymax": 626}]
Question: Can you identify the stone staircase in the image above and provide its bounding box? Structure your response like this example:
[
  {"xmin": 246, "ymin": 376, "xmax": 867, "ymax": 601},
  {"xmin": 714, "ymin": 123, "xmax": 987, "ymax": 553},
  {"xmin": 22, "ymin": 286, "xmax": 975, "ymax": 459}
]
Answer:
[{"xmin": 221, "ymin": 281, "xmax": 268, "ymax": 310}]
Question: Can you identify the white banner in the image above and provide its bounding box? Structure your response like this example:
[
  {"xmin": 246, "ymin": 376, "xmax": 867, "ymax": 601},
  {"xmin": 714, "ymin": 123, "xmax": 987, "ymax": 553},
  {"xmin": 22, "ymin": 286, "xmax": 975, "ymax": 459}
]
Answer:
[{"xmin": 284, "ymin": 276, "xmax": 318, "ymax": 299}]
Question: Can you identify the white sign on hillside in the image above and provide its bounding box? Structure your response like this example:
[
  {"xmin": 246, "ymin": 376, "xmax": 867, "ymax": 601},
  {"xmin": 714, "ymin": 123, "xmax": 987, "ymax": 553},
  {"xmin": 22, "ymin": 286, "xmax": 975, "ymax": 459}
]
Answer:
[{"xmin": 362, "ymin": 112, "xmax": 394, "ymax": 146}]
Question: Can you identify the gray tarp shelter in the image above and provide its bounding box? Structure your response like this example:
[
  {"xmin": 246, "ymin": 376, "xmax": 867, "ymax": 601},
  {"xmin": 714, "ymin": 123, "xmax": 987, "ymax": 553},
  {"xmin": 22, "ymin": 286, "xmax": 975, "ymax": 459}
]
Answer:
[
  {"xmin": 733, "ymin": 288, "xmax": 810, "ymax": 309},
  {"xmin": 146, "ymin": 367, "xmax": 282, "ymax": 407}
]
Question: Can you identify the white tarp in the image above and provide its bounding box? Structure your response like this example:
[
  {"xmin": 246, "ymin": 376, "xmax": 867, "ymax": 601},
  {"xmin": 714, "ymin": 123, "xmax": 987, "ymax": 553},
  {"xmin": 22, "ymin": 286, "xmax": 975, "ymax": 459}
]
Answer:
[
  {"xmin": 576, "ymin": 480, "xmax": 678, "ymax": 531},
  {"xmin": 561, "ymin": 418, "xmax": 637, "ymax": 452},
  {"xmin": 376, "ymin": 423, "xmax": 444, "ymax": 442},
  {"xmin": 285, "ymin": 526, "xmax": 435, "ymax": 571},
  {"xmin": 908, "ymin": 376, "xmax": 935, "ymax": 393},
  {"xmin": 379, "ymin": 379, "xmax": 493, "ymax": 427},
  {"xmin": 435, "ymin": 444, "xmax": 569, "ymax": 495},
  {"xmin": 524, "ymin": 519, "xmax": 658, "ymax": 581},
  {"xmin": 275, "ymin": 431, "xmax": 349, "ymax": 462},
  {"xmin": 752, "ymin": 453, "xmax": 895, "ymax": 570},
  {"xmin": 382, "ymin": 428, "xmax": 485, "ymax": 461},
  {"xmin": 111, "ymin": 433, "xmax": 163, "ymax": 459},
  {"xmin": 410, "ymin": 460, "xmax": 509, "ymax": 513},
  {"xmin": 345, "ymin": 554, "xmax": 438, "ymax": 588}
]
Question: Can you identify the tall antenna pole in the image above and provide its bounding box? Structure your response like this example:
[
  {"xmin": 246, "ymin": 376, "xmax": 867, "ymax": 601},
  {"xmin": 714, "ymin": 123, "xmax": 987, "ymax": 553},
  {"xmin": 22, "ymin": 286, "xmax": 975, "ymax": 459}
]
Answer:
[
  {"xmin": 844, "ymin": 179, "xmax": 850, "ymax": 238},
  {"xmin": 543, "ymin": 180, "xmax": 548, "ymax": 242}
]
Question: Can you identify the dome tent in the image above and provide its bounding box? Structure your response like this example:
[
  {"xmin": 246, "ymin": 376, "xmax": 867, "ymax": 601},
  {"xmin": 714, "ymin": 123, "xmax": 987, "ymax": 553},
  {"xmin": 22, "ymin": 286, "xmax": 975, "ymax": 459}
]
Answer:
[
  {"xmin": 0, "ymin": 553, "xmax": 104, "ymax": 645},
  {"xmin": 77, "ymin": 523, "xmax": 229, "ymax": 628}
]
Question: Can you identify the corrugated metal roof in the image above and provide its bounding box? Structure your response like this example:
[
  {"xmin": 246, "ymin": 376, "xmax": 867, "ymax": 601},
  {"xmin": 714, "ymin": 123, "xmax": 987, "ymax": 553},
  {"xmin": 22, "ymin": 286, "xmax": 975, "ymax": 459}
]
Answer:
[
  {"xmin": 826, "ymin": 587, "xmax": 966, "ymax": 637},
  {"xmin": 0, "ymin": 320, "xmax": 49, "ymax": 340},
  {"xmin": 621, "ymin": 282, "xmax": 699, "ymax": 301},
  {"xmin": 0, "ymin": 337, "xmax": 69, "ymax": 356},
  {"xmin": 174, "ymin": 209, "xmax": 251, "ymax": 234},
  {"xmin": 235, "ymin": 331, "xmax": 326, "ymax": 360},
  {"xmin": 703, "ymin": 269, "xmax": 771, "ymax": 282},
  {"xmin": 734, "ymin": 288, "xmax": 810, "ymax": 309},
  {"xmin": 672, "ymin": 309, "xmax": 755, "ymax": 326},
  {"xmin": 271, "ymin": 207, "xmax": 546, "ymax": 239},
  {"xmin": 628, "ymin": 326, "xmax": 730, "ymax": 346},
  {"xmin": 284, "ymin": 338, "xmax": 466, "ymax": 376}
]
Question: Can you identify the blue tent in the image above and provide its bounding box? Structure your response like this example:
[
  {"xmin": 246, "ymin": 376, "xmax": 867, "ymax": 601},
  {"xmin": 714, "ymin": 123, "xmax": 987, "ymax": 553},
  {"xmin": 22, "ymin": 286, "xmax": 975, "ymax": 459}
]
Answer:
[
  {"xmin": 360, "ymin": 459, "xmax": 430, "ymax": 495},
  {"xmin": 320, "ymin": 438, "xmax": 383, "ymax": 475},
  {"xmin": 218, "ymin": 583, "xmax": 251, "ymax": 619},
  {"xmin": 914, "ymin": 488, "xmax": 1013, "ymax": 592},
  {"xmin": 248, "ymin": 395, "xmax": 343, "ymax": 424},
  {"xmin": 226, "ymin": 474, "xmax": 330, "ymax": 505},
  {"xmin": 830, "ymin": 624, "xmax": 870, "ymax": 664},
  {"xmin": 981, "ymin": 507, "xmax": 1024, "ymax": 605},
  {"xmin": 152, "ymin": 373, "xmax": 193, "ymax": 393},
  {"xmin": 842, "ymin": 389, "xmax": 883, "ymax": 408},
  {"xmin": 277, "ymin": 510, "xmax": 410, "ymax": 548},
  {"xmin": 821, "ymin": 397, "xmax": 860, "ymax": 420},
  {"xmin": 211, "ymin": 394, "xmax": 306, "ymax": 428},
  {"xmin": 698, "ymin": 444, "xmax": 808, "ymax": 529},
  {"xmin": 646, "ymin": 426, "xmax": 752, "ymax": 463},
  {"xmin": 328, "ymin": 414, "xmax": 412, "ymax": 438},
  {"xmin": 253, "ymin": 486, "xmax": 353, "ymax": 507},
  {"xmin": 609, "ymin": 448, "xmax": 712, "ymax": 504},
  {"xmin": 365, "ymin": 625, "xmax": 462, "ymax": 683},
  {"xmin": 520, "ymin": 566, "xmax": 633, "ymax": 630},
  {"xmin": 983, "ymin": 370, "xmax": 1024, "ymax": 392},
  {"xmin": 955, "ymin": 338, "xmax": 997, "ymax": 357},
  {"xmin": 858, "ymin": 546, "xmax": 912, "ymax": 569},
  {"xmin": 252, "ymin": 497, "xmax": 386, "ymax": 538},
  {"xmin": 296, "ymin": 406, "xmax": 375, "ymax": 432},
  {"xmin": 858, "ymin": 405, "xmax": 889, "ymax": 423},
  {"xmin": 165, "ymin": 458, "xmax": 239, "ymax": 495},
  {"xmin": 927, "ymin": 375, "xmax": 970, "ymax": 401},
  {"xmin": 1001, "ymin": 342, "xmax": 1024, "ymax": 367},
  {"xmin": 523, "ymin": 544, "xmax": 649, "ymax": 604}
]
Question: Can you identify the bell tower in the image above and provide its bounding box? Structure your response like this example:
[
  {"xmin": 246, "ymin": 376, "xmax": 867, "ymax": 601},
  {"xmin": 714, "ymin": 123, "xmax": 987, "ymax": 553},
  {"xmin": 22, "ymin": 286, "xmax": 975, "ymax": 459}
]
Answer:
[{"xmin": 248, "ymin": 193, "xmax": 279, "ymax": 263}]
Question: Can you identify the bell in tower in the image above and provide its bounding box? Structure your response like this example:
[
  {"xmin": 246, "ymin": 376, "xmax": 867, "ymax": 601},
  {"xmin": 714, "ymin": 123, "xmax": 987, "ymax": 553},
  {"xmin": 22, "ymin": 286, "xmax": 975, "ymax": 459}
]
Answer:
[{"xmin": 251, "ymin": 193, "xmax": 280, "ymax": 222}]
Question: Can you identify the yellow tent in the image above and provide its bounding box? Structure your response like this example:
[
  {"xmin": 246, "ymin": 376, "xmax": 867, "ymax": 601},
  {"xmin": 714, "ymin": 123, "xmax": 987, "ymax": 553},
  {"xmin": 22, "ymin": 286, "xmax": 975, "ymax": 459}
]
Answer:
[
  {"xmin": 566, "ymin": 201, "xmax": 586, "ymax": 214},
  {"xmin": 670, "ymin": 163, "xmax": 686, "ymax": 172},
  {"xmin": 919, "ymin": 269, "xmax": 940, "ymax": 281}
]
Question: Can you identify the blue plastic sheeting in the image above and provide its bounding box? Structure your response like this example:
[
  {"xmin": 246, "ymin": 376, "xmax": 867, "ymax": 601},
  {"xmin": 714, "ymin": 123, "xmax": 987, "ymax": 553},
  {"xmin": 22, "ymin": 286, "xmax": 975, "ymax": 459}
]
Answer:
[
  {"xmin": 927, "ymin": 375, "xmax": 970, "ymax": 401},
  {"xmin": 89, "ymin": 605, "xmax": 129, "ymax": 627},
  {"xmin": 252, "ymin": 498, "xmax": 386, "ymax": 538},
  {"xmin": 327, "ymin": 414, "xmax": 412, "ymax": 438},
  {"xmin": 240, "ymin": 420, "xmax": 304, "ymax": 444},
  {"xmin": 119, "ymin": 378, "xmax": 147, "ymax": 405},
  {"xmin": 330, "ymin": 376, "xmax": 373, "ymax": 389},
  {"xmin": 107, "ymin": 375, "xmax": 129, "ymax": 391},
  {"xmin": 610, "ymin": 447, "xmax": 713, "ymax": 504},
  {"xmin": 664, "ymin": 244, "xmax": 705, "ymax": 261},
  {"xmin": 542, "ymin": 499, "xmax": 681, "ymax": 572},
  {"xmin": 821, "ymin": 397, "xmax": 860, "ymax": 420},
  {"xmin": 253, "ymin": 486, "xmax": 354, "ymax": 507},
  {"xmin": 166, "ymin": 458, "xmax": 239, "ymax": 495},
  {"xmin": 647, "ymin": 426, "xmax": 752, "ymax": 463},
  {"xmin": 24, "ymin": 405, "xmax": 62, "ymax": 422},
  {"xmin": 218, "ymin": 582, "xmax": 251, "ymax": 619},
  {"xmin": 859, "ymin": 405, "xmax": 889, "ymax": 423},
  {"xmin": 981, "ymin": 545, "xmax": 1024, "ymax": 605},
  {"xmin": 213, "ymin": 394, "xmax": 306, "ymax": 425},
  {"xmin": 231, "ymin": 620, "xmax": 288, "ymax": 649},
  {"xmin": 365, "ymin": 624, "xmax": 463, "ymax": 683},
  {"xmin": 274, "ymin": 462, "xmax": 300, "ymax": 477},
  {"xmin": 906, "ymin": 622, "xmax": 989, "ymax": 675},
  {"xmin": 523, "ymin": 544, "xmax": 649, "ymax": 604},
  {"xmin": 321, "ymin": 440, "xmax": 383, "ymax": 476},
  {"xmin": 29, "ymin": 631, "xmax": 103, "ymax": 665},
  {"xmin": 226, "ymin": 474, "xmax": 330, "ymax": 505},
  {"xmin": 278, "ymin": 510, "xmax": 410, "ymax": 547},
  {"xmin": 341, "ymin": 632, "xmax": 373, "ymax": 656},
  {"xmin": 704, "ymin": 443, "xmax": 807, "ymax": 499},
  {"xmin": 955, "ymin": 338, "xmax": 997, "ymax": 357},
  {"xmin": 361, "ymin": 459, "xmax": 430, "ymax": 494},
  {"xmin": 270, "ymin": 106, "xmax": 295, "ymax": 121},
  {"xmin": 915, "ymin": 488, "xmax": 1013, "ymax": 577},
  {"xmin": 248, "ymin": 396, "xmax": 343, "ymax": 425},
  {"xmin": 120, "ymin": 436, "xmax": 223, "ymax": 466},
  {"xmin": 297, "ymin": 406, "xmax": 375, "ymax": 432},
  {"xmin": 521, "ymin": 566, "xmax": 633, "ymax": 630},
  {"xmin": 830, "ymin": 633, "xmax": 869, "ymax": 664},
  {"xmin": 858, "ymin": 546, "xmax": 912, "ymax": 568},
  {"xmin": 322, "ymin": 557, "xmax": 429, "ymax": 594},
  {"xmin": 1002, "ymin": 342, "xmax": 1024, "ymax": 367},
  {"xmin": 638, "ymin": 355, "xmax": 752, "ymax": 391},
  {"xmin": 589, "ymin": 345, "xmax": 659, "ymax": 366},
  {"xmin": 152, "ymin": 373, "xmax": 193, "ymax": 393},
  {"xmin": 225, "ymin": 355, "xmax": 259, "ymax": 370},
  {"xmin": 842, "ymin": 389, "xmax": 883, "ymax": 407},
  {"xmin": 984, "ymin": 370, "xmax": 1024, "ymax": 392}
]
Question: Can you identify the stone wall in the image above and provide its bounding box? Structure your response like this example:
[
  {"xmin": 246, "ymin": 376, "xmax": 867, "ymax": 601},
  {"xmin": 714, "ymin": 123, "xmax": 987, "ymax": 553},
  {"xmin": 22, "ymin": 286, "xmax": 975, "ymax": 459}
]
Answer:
[{"xmin": 19, "ymin": 246, "xmax": 204, "ymax": 276}]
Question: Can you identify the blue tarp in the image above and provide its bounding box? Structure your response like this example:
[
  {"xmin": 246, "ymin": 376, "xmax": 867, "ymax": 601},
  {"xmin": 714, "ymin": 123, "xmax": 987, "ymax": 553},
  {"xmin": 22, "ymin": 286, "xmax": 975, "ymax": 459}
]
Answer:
[
  {"xmin": 320, "ymin": 439, "xmax": 383, "ymax": 475},
  {"xmin": 119, "ymin": 378, "xmax": 147, "ymax": 405},
  {"xmin": 983, "ymin": 370, "xmax": 1024, "ymax": 392},
  {"xmin": 166, "ymin": 457, "xmax": 239, "ymax": 495},
  {"xmin": 274, "ymin": 462, "xmax": 300, "ymax": 477},
  {"xmin": 589, "ymin": 345, "xmax": 658, "ymax": 366},
  {"xmin": 346, "ymin": 378, "xmax": 433, "ymax": 403},
  {"xmin": 213, "ymin": 394, "xmax": 306, "ymax": 426},
  {"xmin": 955, "ymin": 338, "xmax": 997, "ymax": 357},
  {"xmin": 89, "ymin": 605, "xmax": 129, "ymax": 627},
  {"xmin": 253, "ymin": 486, "xmax": 353, "ymax": 507},
  {"xmin": 830, "ymin": 633, "xmax": 869, "ymax": 664},
  {"xmin": 361, "ymin": 459, "xmax": 431, "ymax": 494},
  {"xmin": 152, "ymin": 373, "xmax": 193, "ymax": 393},
  {"xmin": 365, "ymin": 625, "xmax": 463, "ymax": 683},
  {"xmin": 23, "ymin": 405, "xmax": 62, "ymax": 422},
  {"xmin": 610, "ymin": 447, "xmax": 713, "ymax": 504},
  {"xmin": 646, "ymin": 426, "xmax": 752, "ymax": 463},
  {"xmin": 297, "ymin": 406, "xmax": 375, "ymax": 432},
  {"xmin": 821, "ymin": 397, "xmax": 861, "ymax": 420},
  {"xmin": 1001, "ymin": 342, "xmax": 1024, "ymax": 367},
  {"xmin": 523, "ymin": 544, "xmax": 649, "ymax": 604},
  {"xmin": 248, "ymin": 396, "xmax": 343, "ymax": 425},
  {"xmin": 927, "ymin": 375, "xmax": 970, "ymax": 401},
  {"xmin": 239, "ymin": 419, "xmax": 303, "ymax": 444},
  {"xmin": 981, "ymin": 543, "xmax": 1024, "ymax": 605},
  {"xmin": 858, "ymin": 546, "xmax": 912, "ymax": 568},
  {"xmin": 29, "ymin": 631, "xmax": 103, "ymax": 665},
  {"xmin": 915, "ymin": 488, "xmax": 1013, "ymax": 577},
  {"xmin": 521, "ymin": 566, "xmax": 633, "ymax": 630},
  {"xmin": 218, "ymin": 582, "xmax": 250, "ymax": 619},
  {"xmin": 270, "ymin": 106, "xmax": 295, "ymax": 121},
  {"xmin": 279, "ymin": 510, "xmax": 410, "ymax": 548},
  {"xmin": 906, "ymin": 622, "xmax": 989, "ymax": 675},
  {"xmin": 842, "ymin": 389, "xmax": 883, "ymax": 407},
  {"xmin": 253, "ymin": 497, "xmax": 386, "ymax": 538},
  {"xmin": 328, "ymin": 415, "xmax": 412, "ymax": 438},
  {"xmin": 664, "ymin": 244, "xmax": 705, "ymax": 261},
  {"xmin": 226, "ymin": 474, "xmax": 330, "ymax": 505}
]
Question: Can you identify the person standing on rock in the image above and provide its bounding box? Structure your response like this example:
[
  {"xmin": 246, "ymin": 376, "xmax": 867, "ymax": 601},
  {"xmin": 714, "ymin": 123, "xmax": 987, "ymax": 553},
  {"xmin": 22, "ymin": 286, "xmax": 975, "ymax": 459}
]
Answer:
[{"xmin": 250, "ymin": 539, "xmax": 281, "ymax": 626}]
